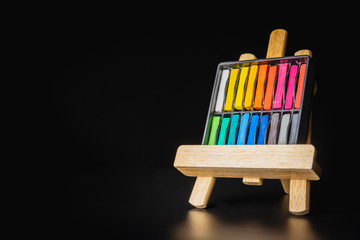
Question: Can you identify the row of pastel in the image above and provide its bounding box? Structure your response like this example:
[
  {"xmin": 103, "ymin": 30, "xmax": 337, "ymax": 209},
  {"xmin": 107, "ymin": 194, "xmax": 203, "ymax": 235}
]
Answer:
[
  {"xmin": 214, "ymin": 62, "xmax": 306, "ymax": 112},
  {"xmin": 204, "ymin": 112, "xmax": 300, "ymax": 145}
]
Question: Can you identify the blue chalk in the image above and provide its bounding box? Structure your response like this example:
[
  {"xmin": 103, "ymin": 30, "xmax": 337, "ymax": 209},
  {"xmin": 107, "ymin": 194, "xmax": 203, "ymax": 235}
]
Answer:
[
  {"xmin": 247, "ymin": 114, "xmax": 260, "ymax": 145},
  {"xmin": 236, "ymin": 113, "xmax": 250, "ymax": 145},
  {"xmin": 257, "ymin": 115, "xmax": 269, "ymax": 144}
]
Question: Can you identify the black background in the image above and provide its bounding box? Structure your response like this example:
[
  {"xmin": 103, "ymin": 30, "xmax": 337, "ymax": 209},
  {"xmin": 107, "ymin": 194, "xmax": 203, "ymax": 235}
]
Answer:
[{"xmin": 40, "ymin": 17, "xmax": 359, "ymax": 239}]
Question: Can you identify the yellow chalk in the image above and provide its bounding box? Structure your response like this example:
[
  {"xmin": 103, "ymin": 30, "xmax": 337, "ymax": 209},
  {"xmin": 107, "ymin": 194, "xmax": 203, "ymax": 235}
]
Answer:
[
  {"xmin": 224, "ymin": 68, "xmax": 240, "ymax": 111},
  {"xmin": 234, "ymin": 66, "xmax": 250, "ymax": 110},
  {"xmin": 244, "ymin": 64, "xmax": 259, "ymax": 110}
]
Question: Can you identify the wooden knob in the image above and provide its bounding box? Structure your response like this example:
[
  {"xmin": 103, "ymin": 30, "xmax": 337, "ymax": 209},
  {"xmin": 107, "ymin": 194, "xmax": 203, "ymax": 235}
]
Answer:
[
  {"xmin": 239, "ymin": 53, "xmax": 257, "ymax": 61},
  {"xmin": 294, "ymin": 49, "xmax": 313, "ymax": 58}
]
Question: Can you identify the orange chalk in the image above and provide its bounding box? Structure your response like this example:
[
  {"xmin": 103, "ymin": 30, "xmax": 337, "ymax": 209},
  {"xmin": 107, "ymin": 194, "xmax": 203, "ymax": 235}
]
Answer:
[
  {"xmin": 253, "ymin": 64, "xmax": 269, "ymax": 110},
  {"xmin": 263, "ymin": 65, "xmax": 278, "ymax": 110},
  {"xmin": 295, "ymin": 64, "xmax": 307, "ymax": 109}
]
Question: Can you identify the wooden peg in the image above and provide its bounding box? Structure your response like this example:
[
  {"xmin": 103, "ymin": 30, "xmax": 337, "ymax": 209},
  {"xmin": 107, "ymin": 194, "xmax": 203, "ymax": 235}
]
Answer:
[{"xmin": 266, "ymin": 29, "xmax": 288, "ymax": 58}]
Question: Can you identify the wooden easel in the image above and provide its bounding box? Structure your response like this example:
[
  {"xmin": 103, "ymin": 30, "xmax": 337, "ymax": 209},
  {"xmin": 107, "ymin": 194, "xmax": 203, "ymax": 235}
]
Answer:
[{"xmin": 174, "ymin": 29, "xmax": 321, "ymax": 215}]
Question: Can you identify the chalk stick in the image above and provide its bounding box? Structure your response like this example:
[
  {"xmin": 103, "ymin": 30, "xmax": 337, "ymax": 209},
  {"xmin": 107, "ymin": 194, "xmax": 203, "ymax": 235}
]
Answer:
[
  {"xmin": 215, "ymin": 69, "xmax": 230, "ymax": 112},
  {"xmin": 267, "ymin": 113, "xmax": 280, "ymax": 144},
  {"xmin": 263, "ymin": 65, "xmax": 278, "ymax": 110},
  {"xmin": 278, "ymin": 114, "xmax": 291, "ymax": 144},
  {"xmin": 246, "ymin": 114, "xmax": 259, "ymax": 145},
  {"xmin": 234, "ymin": 66, "xmax": 250, "ymax": 110},
  {"xmin": 236, "ymin": 113, "xmax": 250, "ymax": 145},
  {"xmin": 257, "ymin": 115, "xmax": 269, "ymax": 144},
  {"xmin": 273, "ymin": 63, "xmax": 289, "ymax": 110},
  {"xmin": 244, "ymin": 65, "xmax": 259, "ymax": 110},
  {"xmin": 227, "ymin": 114, "xmax": 240, "ymax": 145},
  {"xmin": 253, "ymin": 64, "xmax": 269, "ymax": 110},
  {"xmin": 224, "ymin": 69, "xmax": 240, "ymax": 111},
  {"xmin": 289, "ymin": 113, "xmax": 299, "ymax": 144},
  {"xmin": 295, "ymin": 64, "xmax": 307, "ymax": 109},
  {"xmin": 207, "ymin": 116, "xmax": 221, "ymax": 145},
  {"xmin": 217, "ymin": 117, "xmax": 230, "ymax": 145},
  {"xmin": 285, "ymin": 65, "xmax": 299, "ymax": 109}
]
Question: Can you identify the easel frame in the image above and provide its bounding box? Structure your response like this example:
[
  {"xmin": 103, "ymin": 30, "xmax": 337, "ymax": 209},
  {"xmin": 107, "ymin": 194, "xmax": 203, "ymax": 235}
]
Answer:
[{"xmin": 174, "ymin": 29, "xmax": 321, "ymax": 215}]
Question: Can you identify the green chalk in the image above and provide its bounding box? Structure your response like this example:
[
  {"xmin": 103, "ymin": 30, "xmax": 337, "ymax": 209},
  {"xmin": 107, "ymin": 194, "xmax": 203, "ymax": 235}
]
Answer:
[{"xmin": 208, "ymin": 116, "xmax": 221, "ymax": 145}]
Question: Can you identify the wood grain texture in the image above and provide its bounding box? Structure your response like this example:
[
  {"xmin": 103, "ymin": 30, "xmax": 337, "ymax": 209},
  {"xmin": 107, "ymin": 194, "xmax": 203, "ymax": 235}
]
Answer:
[
  {"xmin": 174, "ymin": 145, "xmax": 320, "ymax": 180},
  {"xmin": 266, "ymin": 29, "xmax": 288, "ymax": 58},
  {"xmin": 289, "ymin": 179, "xmax": 310, "ymax": 215},
  {"xmin": 189, "ymin": 176, "xmax": 216, "ymax": 208}
]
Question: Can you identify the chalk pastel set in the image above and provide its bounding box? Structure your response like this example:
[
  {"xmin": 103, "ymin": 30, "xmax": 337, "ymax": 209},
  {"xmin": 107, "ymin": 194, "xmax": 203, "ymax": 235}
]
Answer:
[
  {"xmin": 204, "ymin": 56, "xmax": 313, "ymax": 147},
  {"xmin": 174, "ymin": 29, "xmax": 321, "ymax": 215}
]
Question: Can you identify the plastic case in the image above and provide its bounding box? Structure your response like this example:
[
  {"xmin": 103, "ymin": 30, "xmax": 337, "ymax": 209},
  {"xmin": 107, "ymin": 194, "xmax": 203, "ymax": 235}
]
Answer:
[{"xmin": 202, "ymin": 55, "xmax": 315, "ymax": 145}]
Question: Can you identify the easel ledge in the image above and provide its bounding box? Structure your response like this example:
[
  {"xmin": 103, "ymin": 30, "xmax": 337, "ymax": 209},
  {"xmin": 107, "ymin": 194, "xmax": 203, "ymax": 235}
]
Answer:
[{"xmin": 174, "ymin": 145, "xmax": 321, "ymax": 180}]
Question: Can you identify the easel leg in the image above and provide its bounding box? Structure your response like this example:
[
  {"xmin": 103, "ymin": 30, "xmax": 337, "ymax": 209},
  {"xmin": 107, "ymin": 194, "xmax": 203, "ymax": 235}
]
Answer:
[
  {"xmin": 280, "ymin": 179, "xmax": 290, "ymax": 194},
  {"xmin": 189, "ymin": 177, "xmax": 216, "ymax": 208},
  {"xmin": 289, "ymin": 179, "xmax": 310, "ymax": 215}
]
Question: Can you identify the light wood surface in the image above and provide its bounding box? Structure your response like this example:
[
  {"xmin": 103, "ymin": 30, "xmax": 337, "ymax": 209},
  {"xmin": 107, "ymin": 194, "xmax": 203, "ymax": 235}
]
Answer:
[
  {"xmin": 266, "ymin": 29, "xmax": 288, "ymax": 58},
  {"xmin": 289, "ymin": 179, "xmax": 310, "ymax": 215},
  {"xmin": 189, "ymin": 176, "xmax": 216, "ymax": 208},
  {"xmin": 175, "ymin": 145, "xmax": 320, "ymax": 180}
]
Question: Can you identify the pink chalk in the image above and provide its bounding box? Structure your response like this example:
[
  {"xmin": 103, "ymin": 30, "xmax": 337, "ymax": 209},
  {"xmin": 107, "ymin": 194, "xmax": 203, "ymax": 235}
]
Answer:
[
  {"xmin": 284, "ymin": 65, "xmax": 299, "ymax": 109},
  {"xmin": 273, "ymin": 63, "xmax": 289, "ymax": 110}
]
